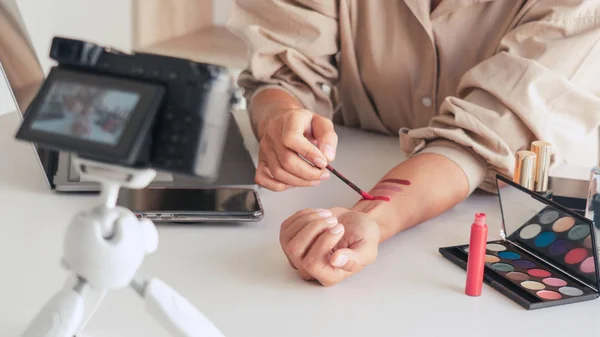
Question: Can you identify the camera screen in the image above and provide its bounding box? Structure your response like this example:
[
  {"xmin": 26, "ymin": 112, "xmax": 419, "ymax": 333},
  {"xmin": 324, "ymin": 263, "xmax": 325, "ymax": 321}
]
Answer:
[{"xmin": 30, "ymin": 80, "xmax": 140, "ymax": 145}]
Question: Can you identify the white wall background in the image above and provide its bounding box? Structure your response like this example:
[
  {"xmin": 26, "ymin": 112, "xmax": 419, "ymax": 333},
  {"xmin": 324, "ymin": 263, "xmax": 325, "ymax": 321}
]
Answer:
[
  {"xmin": 0, "ymin": 66, "xmax": 13, "ymax": 115},
  {"xmin": 0, "ymin": 0, "xmax": 133, "ymax": 116},
  {"xmin": 19, "ymin": 0, "xmax": 232, "ymax": 73},
  {"xmin": 22, "ymin": 0, "xmax": 133, "ymax": 74}
]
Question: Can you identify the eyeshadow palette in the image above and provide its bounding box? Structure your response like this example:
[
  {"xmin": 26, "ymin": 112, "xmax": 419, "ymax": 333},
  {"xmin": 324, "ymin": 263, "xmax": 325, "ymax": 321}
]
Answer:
[
  {"xmin": 508, "ymin": 206, "xmax": 596, "ymax": 286},
  {"xmin": 457, "ymin": 241, "xmax": 597, "ymax": 306},
  {"xmin": 440, "ymin": 174, "xmax": 600, "ymax": 310}
]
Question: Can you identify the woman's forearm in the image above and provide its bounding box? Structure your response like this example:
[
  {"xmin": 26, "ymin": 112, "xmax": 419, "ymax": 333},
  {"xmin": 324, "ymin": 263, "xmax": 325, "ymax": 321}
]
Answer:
[
  {"xmin": 248, "ymin": 88, "xmax": 304, "ymax": 139},
  {"xmin": 352, "ymin": 153, "xmax": 471, "ymax": 242}
]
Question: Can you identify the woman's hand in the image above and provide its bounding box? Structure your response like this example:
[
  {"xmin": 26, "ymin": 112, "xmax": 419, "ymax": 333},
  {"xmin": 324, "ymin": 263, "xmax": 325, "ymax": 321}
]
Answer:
[
  {"xmin": 279, "ymin": 207, "xmax": 380, "ymax": 286},
  {"xmin": 255, "ymin": 108, "xmax": 338, "ymax": 191}
]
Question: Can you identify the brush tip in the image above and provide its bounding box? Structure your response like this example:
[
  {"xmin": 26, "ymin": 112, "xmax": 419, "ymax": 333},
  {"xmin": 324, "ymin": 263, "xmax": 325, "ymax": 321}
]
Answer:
[{"xmin": 360, "ymin": 191, "xmax": 375, "ymax": 200}]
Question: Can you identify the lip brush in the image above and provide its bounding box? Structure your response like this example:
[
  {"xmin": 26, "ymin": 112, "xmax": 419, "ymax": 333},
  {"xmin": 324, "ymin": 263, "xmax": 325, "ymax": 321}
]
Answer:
[
  {"xmin": 299, "ymin": 154, "xmax": 388, "ymax": 201},
  {"xmin": 326, "ymin": 164, "xmax": 393, "ymax": 202},
  {"xmin": 325, "ymin": 165, "xmax": 376, "ymax": 200}
]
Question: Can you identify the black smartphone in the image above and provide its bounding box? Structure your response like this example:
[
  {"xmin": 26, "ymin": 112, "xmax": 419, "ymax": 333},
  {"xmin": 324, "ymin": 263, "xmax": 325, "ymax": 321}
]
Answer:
[{"xmin": 116, "ymin": 187, "xmax": 264, "ymax": 222}]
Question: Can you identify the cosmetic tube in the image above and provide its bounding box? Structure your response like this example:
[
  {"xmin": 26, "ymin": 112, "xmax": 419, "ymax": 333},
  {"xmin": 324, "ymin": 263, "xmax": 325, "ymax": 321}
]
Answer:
[
  {"xmin": 465, "ymin": 213, "xmax": 488, "ymax": 297},
  {"xmin": 531, "ymin": 141, "xmax": 552, "ymax": 197},
  {"xmin": 514, "ymin": 151, "xmax": 536, "ymax": 190}
]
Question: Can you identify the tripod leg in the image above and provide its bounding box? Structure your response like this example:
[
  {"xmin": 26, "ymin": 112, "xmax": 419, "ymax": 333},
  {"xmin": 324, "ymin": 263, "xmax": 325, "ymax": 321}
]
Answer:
[
  {"xmin": 74, "ymin": 289, "xmax": 107, "ymax": 336},
  {"xmin": 22, "ymin": 278, "xmax": 89, "ymax": 337},
  {"xmin": 131, "ymin": 277, "xmax": 225, "ymax": 337}
]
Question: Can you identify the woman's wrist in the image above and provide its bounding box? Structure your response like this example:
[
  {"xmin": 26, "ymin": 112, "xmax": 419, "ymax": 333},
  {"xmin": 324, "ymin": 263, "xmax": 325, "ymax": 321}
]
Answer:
[
  {"xmin": 249, "ymin": 88, "xmax": 304, "ymax": 139},
  {"xmin": 350, "ymin": 199, "xmax": 413, "ymax": 242}
]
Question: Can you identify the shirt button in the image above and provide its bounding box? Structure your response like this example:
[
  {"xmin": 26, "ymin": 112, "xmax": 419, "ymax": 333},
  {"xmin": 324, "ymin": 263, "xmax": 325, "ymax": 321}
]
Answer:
[{"xmin": 421, "ymin": 97, "xmax": 433, "ymax": 107}]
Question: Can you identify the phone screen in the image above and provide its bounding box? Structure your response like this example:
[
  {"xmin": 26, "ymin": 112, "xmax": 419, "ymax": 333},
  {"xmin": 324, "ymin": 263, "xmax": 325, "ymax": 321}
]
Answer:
[{"xmin": 116, "ymin": 188, "xmax": 261, "ymax": 215}]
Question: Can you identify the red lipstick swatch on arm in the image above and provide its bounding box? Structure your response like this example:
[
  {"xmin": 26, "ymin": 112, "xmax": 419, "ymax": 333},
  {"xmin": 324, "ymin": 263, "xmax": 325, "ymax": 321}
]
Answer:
[
  {"xmin": 360, "ymin": 191, "xmax": 390, "ymax": 202},
  {"xmin": 359, "ymin": 178, "xmax": 411, "ymax": 202}
]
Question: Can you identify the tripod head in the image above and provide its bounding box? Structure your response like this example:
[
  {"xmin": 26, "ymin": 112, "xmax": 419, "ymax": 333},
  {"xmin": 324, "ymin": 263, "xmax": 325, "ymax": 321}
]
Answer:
[{"xmin": 59, "ymin": 156, "xmax": 159, "ymax": 290}]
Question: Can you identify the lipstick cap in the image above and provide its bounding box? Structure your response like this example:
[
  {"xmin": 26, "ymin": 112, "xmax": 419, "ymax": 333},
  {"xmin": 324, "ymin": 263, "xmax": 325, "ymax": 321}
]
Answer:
[
  {"xmin": 514, "ymin": 151, "xmax": 536, "ymax": 190},
  {"xmin": 531, "ymin": 141, "xmax": 552, "ymax": 192}
]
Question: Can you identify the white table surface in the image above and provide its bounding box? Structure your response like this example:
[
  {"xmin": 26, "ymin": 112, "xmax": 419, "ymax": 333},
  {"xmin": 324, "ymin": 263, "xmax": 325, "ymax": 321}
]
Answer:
[{"xmin": 1, "ymin": 109, "xmax": 599, "ymax": 337}]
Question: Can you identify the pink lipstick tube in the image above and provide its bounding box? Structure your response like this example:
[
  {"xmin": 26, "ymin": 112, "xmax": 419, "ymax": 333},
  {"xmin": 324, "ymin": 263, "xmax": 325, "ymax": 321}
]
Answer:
[{"xmin": 465, "ymin": 213, "xmax": 488, "ymax": 296}]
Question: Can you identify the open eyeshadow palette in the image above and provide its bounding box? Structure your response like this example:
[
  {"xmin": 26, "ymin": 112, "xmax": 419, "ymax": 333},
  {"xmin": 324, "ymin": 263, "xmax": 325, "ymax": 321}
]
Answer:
[{"xmin": 440, "ymin": 174, "xmax": 600, "ymax": 310}]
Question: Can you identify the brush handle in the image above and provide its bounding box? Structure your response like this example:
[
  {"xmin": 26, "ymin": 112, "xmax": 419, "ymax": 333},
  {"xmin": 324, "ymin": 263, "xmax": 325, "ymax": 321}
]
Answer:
[
  {"xmin": 298, "ymin": 156, "xmax": 370, "ymax": 199},
  {"xmin": 326, "ymin": 165, "xmax": 363, "ymax": 195}
]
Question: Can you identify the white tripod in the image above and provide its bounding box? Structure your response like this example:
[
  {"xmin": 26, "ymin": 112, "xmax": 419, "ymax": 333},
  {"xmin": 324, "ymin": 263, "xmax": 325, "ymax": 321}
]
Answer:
[{"xmin": 20, "ymin": 156, "xmax": 225, "ymax": 337}]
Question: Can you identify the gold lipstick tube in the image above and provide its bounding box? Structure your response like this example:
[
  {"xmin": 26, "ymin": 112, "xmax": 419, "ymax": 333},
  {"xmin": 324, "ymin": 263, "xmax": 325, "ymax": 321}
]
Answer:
[
  {"xmin": 514, "ymin": 151, "xmax": 536, "ymax": 190},
  {"xmin": 531, "ymin": 141, "xmax": 552, "ymax": 193}
]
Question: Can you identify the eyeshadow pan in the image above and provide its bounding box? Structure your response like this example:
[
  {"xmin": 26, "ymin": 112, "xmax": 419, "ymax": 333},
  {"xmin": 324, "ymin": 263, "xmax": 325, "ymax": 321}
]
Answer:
[
  {"xmin": 568, "ymin": 225, "xmax": 590, "ymax": 241},
  {"xmin": 486, "ymin": 243, "xmax": 507, "ymax": 252},
  {"xmin": 542, "ymin": 277, "xmax": 567, "ymax": 287},
  {"xmin": 521, "ymin": 281, "xmax": 545, "ymax": 290},
  {"xmin": 565, "ymin": 248, "xmax": 588, "ymax": 265},
  {"xmin": 491, "ymin": 263, "xmax": 514, "ymax": 272},
  {"xmin": 537, "ymin": 290, "xmax": 562, "ymax": 300},
  {"xmin": 506, "ymin": 272, "xmax": 530, "ymax": 281},
  {"xmin": 512, "ymin": 260, "xmax": 536, "ymax": 269},
  {"xmin": 528, "ymin": 269, "xmax": 551, "ymax": 278},
  {"xmin": 580, "ymin": 256, "xmax": 595, "ymax": 274},
  {"xmin": 539, "ymin": 210, "xmax": 560, "ymax": 225},
  {"xmin": 584, "ymin": 235, "xmax": 593, "ymax": 249},
  {"xmin": 519, "ymin": 224, "xmax": 541, "ymax": 240},
  {"xmin": 549, "ymin": 240, "xmax": 571, "ymax": 256},
  {"xmin": 497, "ymin": 251, "xmax": 520, "ymax": 260},
  {"xmin": 485, "ymin": 255, "xmax": 500, "ymax": 263},
  {"xmin": 559, "ymin": 286, "xmax": 584, "ymax": 297},
  {"xmin": 534, "ymin": 232, "xmax": 556, "ymax": 247},
  {"xmin": 552, "ymin": 217, "xmax": 575, "ymax": 233}
]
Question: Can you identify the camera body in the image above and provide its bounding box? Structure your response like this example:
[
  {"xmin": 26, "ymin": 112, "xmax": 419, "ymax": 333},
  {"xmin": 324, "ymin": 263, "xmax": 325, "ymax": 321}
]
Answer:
[{"xmin": 16, "ymin": 37, "xmax": 239, "ymax": 181}]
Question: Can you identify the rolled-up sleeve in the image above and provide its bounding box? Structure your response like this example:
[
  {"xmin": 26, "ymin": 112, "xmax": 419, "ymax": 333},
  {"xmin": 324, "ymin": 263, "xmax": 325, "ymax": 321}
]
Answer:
[
  {"xmin": 226, "ymin": 0, "xmax": 340, "ymax": 118},
  {"xmin": 401, "ymin": 1, "xmax": 600, "ymax": 194}
]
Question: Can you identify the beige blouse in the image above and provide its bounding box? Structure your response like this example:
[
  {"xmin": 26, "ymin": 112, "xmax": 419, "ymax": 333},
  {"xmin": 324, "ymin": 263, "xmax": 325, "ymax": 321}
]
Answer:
[{"xmin": 227, "ymin": 0, "xmax": 600, "ymax": 193}]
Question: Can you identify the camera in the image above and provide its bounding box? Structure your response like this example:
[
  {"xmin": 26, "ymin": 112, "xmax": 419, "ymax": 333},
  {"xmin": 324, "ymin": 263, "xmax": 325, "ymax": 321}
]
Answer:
[{"xmin": 16, "ymin": 37, "xmax": 239, "ymax": 181}]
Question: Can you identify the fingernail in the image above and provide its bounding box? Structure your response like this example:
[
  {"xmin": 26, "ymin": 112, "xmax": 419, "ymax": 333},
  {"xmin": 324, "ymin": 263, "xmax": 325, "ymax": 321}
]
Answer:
[
  {"xmin": 325, "ymin": 217, "xmax": 338, "ymax": 224},
  {"xmin": 317, "ymin": 209, "xmax": 332, "ymax": 218},
  {"xmin": 332, "ymin": 254, "xmax": 348, "ymax": 267},
  {"xmin": 314, "ymin": 157, "xmax": 327, "ymax": 168},
  {"xmin": 329, "ymin": 223, "xmax": 344, "ymax": 235},
  {"xmin": 323, "ymin": 145, "xmax": 336, "ymax": 161},
  {"xmin": 320, "ymin": 172, "xmax": 330, "ymax": 180}
]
